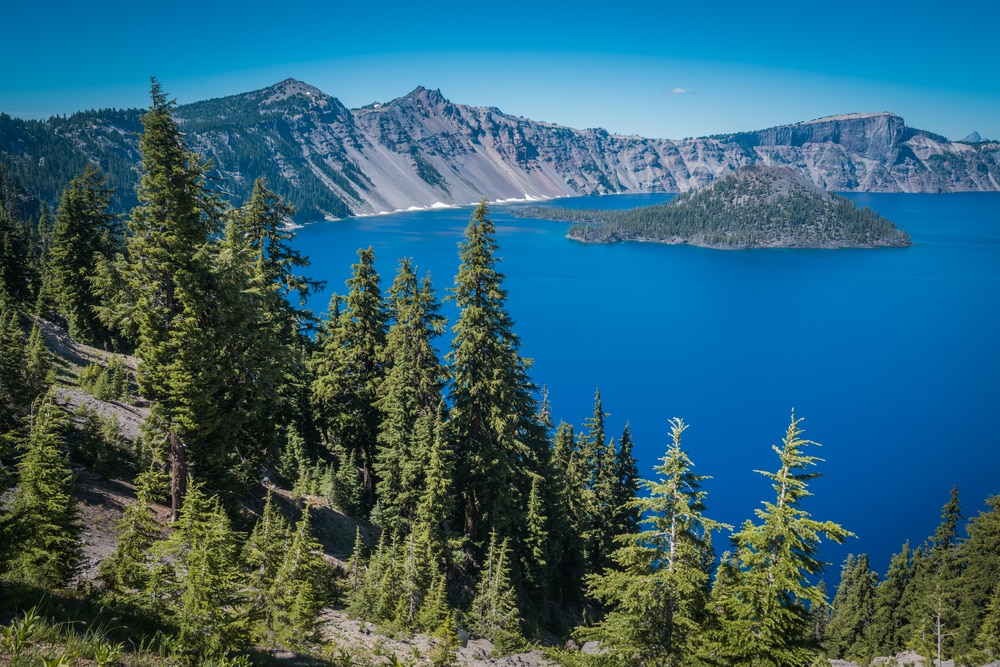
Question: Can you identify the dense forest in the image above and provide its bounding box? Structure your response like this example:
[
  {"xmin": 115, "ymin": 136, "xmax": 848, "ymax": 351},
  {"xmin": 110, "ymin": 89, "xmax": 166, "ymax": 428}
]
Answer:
[
  {"xmin": 1, "ymin": 83, "xmax": 997, "ymax": 666},
  {"xmin": 517, "ymin": 166, "xmax": 912, "ymax": 248}
]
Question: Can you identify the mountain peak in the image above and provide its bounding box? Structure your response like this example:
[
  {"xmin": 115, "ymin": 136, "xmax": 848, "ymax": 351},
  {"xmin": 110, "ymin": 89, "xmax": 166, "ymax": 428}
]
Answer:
[
  {"xmin": 262, "ymin": 78, "xmax": 329, "ymax": 105},
  {"xmin": 716, "ymin": 165, "xmax": 829, "ymax": 200},
  {"xmin": 403, "ymin": 86, "xmax": 448, "ymax": 106}
]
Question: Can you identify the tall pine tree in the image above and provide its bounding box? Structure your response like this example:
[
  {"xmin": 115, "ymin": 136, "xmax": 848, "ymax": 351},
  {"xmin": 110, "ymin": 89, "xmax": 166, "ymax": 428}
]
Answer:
[
  {"xmin": 49, "ymin": 164, "xmax": 122, "ymax": 346},
  {"xmin": 221, "ymin": 178, "xmax": 320, "ymax": 482},
  {"xmin": 446, "ymin": 199, "xmax": 547, "ymax": 554},
  {"xmin": 712, "ymin": 412, "xmax": 852, "ymax": 667},
  {"xmin": 373, "ymin": 258, "xmax": 447, "ymax": 534},
  {"xmin": 956, "ymin": 493, "xmax": 1000, "ymax": 661},
  {"xmin": 310, "ymin": 246, "xmax": 387, "ymax": 512},
  {"xmin": 113, "ymin": 80, "xmax": 224, "ymax": 519},
  {"xmin": 826, "ymin": 553, "xmax": 879, "ymax": 661},
  {"xmin": 865, "ymin": 542, "xmax": 913, "ymax": 657},
  {"xmin": 586, "ymin": 417, "xmax": 729, "ymax": 667}
]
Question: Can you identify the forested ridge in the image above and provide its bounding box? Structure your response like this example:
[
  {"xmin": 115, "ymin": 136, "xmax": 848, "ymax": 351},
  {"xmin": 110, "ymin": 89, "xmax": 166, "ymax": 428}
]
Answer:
[
  {"xmin": 518, "ymin": 166, "xmax": 912, "ymax": 248},
  {"xmin": 1, "ymin": 83, "xmax": 997, "ymax": 667}
]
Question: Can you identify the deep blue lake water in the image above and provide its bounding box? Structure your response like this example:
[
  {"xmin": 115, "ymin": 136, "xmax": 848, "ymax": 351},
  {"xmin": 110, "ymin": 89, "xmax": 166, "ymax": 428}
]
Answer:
[{"xmin": 292, "ymin": 192, "xmax": 1000, "ymax": 580}]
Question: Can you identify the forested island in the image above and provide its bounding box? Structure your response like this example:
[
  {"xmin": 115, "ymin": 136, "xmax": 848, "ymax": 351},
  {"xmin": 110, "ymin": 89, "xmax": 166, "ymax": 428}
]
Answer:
[
  {"xmin": 517, "ymin": 166, "xmax": 912, "ymax": 249},
  {"xmin": 1, "ymin": 83, "xmax": 997, "ymax": 667}
]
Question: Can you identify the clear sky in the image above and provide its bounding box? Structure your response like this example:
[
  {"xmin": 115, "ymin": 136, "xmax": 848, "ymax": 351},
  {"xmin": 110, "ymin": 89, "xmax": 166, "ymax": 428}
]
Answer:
[{"xmin": 3, "ymin": 0, "xmax": 998, "ymax": 141}]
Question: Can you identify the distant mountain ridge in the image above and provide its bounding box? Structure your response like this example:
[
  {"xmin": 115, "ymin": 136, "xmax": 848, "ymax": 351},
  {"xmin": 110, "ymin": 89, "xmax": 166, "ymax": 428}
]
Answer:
[{"xmin": 1, "ymin": 78, "xmax": 998, "ymax": 222}]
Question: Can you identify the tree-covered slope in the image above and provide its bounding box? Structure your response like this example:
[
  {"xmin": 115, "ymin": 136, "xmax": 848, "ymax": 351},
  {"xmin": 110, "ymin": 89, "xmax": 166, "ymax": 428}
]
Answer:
[{"xmin": 525, "ymin": 165, "xmax": 911, "ymax": 248}]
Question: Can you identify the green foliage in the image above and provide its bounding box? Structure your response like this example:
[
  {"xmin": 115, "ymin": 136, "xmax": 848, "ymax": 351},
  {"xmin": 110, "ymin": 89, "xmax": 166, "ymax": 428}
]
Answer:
[
  {"xmin": 446, "ymin": 199, "xmax": 548, "ymax": 560},
  {"xmin": 0, "ymin": 605, "xmax": 119, "ymax": 666},
  {"xmin": 310, "ymin": 246, "xmax": 387, "ymax": 513},
  {"xmin": 585, "ymin": 418, "xmax": 729, "ymax": 667},
  {"xmin": 108, "ymin": 79, "xmax": 227, "ymax": 518},
  {"xmin": 412, "ymin": 403, "xmax": 455, "ymax": 566},
  {"xmin": 711, "ymin": 412, "xmax": 852, "ymax": 667},
  {"xmin": 826, "ymin": 553, "xmax": 879, "ymax": 661},
  {"xmin": 0, "ymin": 304, "xmax": 28, "ymax": 430},
  {"xmin": 99, "ymin": 483, "xmax": 161, "ymax": 608},
  {"xmin": 24, "ymin": 319, "xmax": 56, "ymax": 400},
  {"xmin": 891, "ymin": 487, "xmax": 965, "ymax": 663},
  {"xmin": 468, "ymin": 530, "xmax": 524, "ymax": 655},
  {"xmin": 373, "ymin": 257, "xmax": 447, "ymax": 536},
  {"xmin": 71, "ymin": 403, "xmax": 128, "ymax": 477},
  {"xmin": 220, "ymin": 178, "xmax": 321, "ymax": 481},
  {"xmin": 865, "ymin": 541, "xmax": 913, "ymax": 656},
  {"xmin": 153, "ymin": 479, "xmax": 250, "ymax": 662},
  {"xmin": 269, "ymin": 506, "xmax": 331, "ymax": 645},
  {"xmin": 956, "ymin": 493, "xmax": 1000, "ymax": 661},
  {"xmin": 3, "ymin": 393, "xmax": 81, "ymax": 587},
  {"xmin": 0, "ymin": 164, "xmax": 44, "ymax": 309},
  {"xmin": 78, "ymin": 356, "xmax": 131, "ymax": 402},
  {"xmin": 49, "ymin": 164, "xmax": 122, "ymax": 346}
]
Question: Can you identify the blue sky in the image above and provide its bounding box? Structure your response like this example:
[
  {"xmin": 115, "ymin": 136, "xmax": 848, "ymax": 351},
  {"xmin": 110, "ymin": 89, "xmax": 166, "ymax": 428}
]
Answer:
[{"xmin": 3, "ymin": 0, "xmax": 998, "ymax": 140}]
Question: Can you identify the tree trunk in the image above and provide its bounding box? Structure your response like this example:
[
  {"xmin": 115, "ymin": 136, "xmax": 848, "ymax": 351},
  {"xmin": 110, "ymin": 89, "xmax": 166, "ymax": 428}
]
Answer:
[{"xmin": 170, "ymin": 431, "xmax": 187, "ymax": 521}]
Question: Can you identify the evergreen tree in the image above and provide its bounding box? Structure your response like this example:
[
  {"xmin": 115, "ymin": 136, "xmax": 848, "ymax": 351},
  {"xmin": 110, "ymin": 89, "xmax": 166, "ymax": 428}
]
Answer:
[
  {"xmin": 865, "ymin": 542, "xmax": 913, "ymax": 657},
  {"xmin": 0, "ymin": 176, "xmax": 39, "ymax": 308},
  {"xmin": 609, "ymin": 422, "xmax": 641, "ymax": 544},
  {"xmin": 414, "ymin": 402, "xmax": 456, "ymax": 567},
  {"xmin": 712, "ymin": 412, "xmax": 852, "ymax": 667},
  {"xmin": 3, "ymin": 392, "xmax": 81, "ymax": 587},
  {"xmin": 222, "ymin": 179, "xmax": 321, "ymax": 480},
  {"xmin": 956, "ymin": 493, "xmax": 1000, "ymax": 660},
  {"xmin": 0, "ymin": 306, "xmax": 27, "ymax": 431},
  {"xmin": 900, "ymin": 487, "xmax": 963, "ymax": 662},
  {"xmin": 31, "ymin": 202, "xmax": 59, "ymax": 323},
  {"xmin": 976, "ymin": 584, "xmax": 1000, "ymax": 661},
  {"xmin": 100, "ymin": 482, "xmax": 161, "ymax": 606},
  {"xmin": 333, "ymin": 448, "xmax": 364, "ymax": 516},
  {"xmin": 23, "ymin": 318, "xmax": 55, "ymax": 401},
  {"xmin": 155, "ymin": 479, "xmax": 249, "ymax": 661},
  {"xmin": 417, "ymin": 568, "xmax": 453, "ymax": 633},
  {"xmin": 310, "ymin": 246, "xmax": 387, "ymax": 512},
  {"xmin": 344, "ymin": 527, "xmax": 368, "ymax": 606},
  {"xmin": 586, "ymin": 417, "xmax": 729, "ymax": 667},
  {"xmin": 520, "ymin": 473, "xmax": 551, "ymax": 618},
  {"xmin": 49, "ymin": 164, "xmax": 121, "ymax": 345},
  {"xmin": 242, "ymin": 490, "xmax": 293, "ymax": 631},
  {"xmin": 469, "ymin": 530, "xmax": 523, "ymax": 654},
  {"xmin": 347, "ymin": 533, "xmax": 401, "ymax": 623},
  {"xmin": 544, "ymin": 420, "xmax": 587, "ymax": 614},
  {"xmin": 579, "ymin": 389, "xmax": 611, "ymax": 574},
  {"xmin": 580, "ymin": 389, "xmax": 608, "ymax": 491},
  {"xmin": 897, "ymin": 544, "xmax": 932, "ymax": 650},
  {"xmin": 271, "ymin": 506, "xmax": 328, "ymax": 644},
  {"xmin": 112, "ymin": 80, "xmax": 224, "ymax": 519},
  {"xmin": 373, "ymin": 258, "xmax": 447, "ymax": 534},
  {"xmin": 826, "ymin": 553, "xmax": 879, "ymax": 661},
  {"xmin": 446, "ymin": 199, "xmax": 547, "ymax": 554}
]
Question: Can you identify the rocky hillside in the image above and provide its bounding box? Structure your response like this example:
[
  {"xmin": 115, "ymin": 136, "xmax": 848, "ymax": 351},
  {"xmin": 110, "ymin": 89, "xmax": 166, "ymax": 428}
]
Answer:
[
  {"xmin": 527, "ymin": 165, "xmax": 912, "ymax": 248},
  {"xmin": 2, "ymin": 79, "xmax": 998, "ymax": 222}
]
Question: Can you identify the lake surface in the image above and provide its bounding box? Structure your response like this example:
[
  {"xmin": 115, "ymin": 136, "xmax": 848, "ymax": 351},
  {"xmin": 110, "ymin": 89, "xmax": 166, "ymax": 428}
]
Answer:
[{"xmin": 292, "ymin": 192, "xmax": 1000, "ymax": 579}]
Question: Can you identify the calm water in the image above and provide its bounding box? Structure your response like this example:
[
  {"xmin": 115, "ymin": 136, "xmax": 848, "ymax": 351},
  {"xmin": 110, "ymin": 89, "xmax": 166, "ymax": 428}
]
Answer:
[{"xmin": 292, "ymin": 192, "xmax": 1000, "ymax": 578}]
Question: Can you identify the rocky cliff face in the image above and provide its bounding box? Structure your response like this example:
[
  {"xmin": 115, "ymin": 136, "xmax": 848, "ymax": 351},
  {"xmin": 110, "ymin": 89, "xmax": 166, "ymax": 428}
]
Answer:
[{"xmin": 3, "ymin": 79, "xmax": 998, "ymax": 221}]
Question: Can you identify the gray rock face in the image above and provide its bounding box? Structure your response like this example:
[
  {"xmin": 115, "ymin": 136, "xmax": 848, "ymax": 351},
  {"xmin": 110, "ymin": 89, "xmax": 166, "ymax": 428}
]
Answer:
[{"xmin": 4, "ymin": 79, "xmax": 1000, "ymax": 222}]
